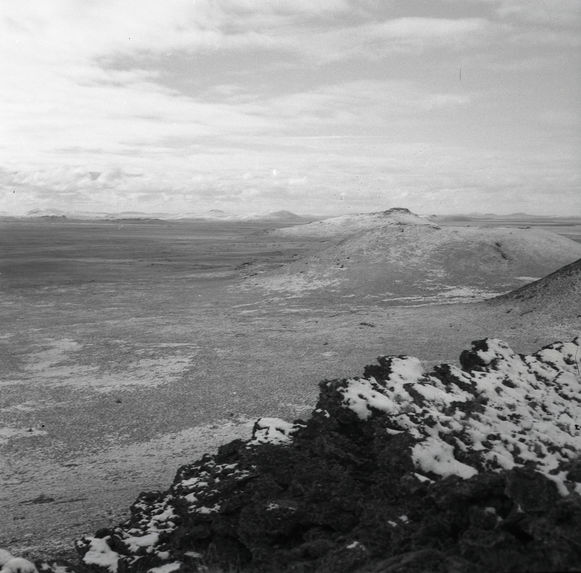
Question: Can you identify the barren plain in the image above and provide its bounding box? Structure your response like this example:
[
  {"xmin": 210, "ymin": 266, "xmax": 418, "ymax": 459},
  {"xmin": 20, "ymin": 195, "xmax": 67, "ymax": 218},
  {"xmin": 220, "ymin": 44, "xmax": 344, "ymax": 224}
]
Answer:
[{"xmin": 0, "ymin": 214, "xmax": 580, "ymax": 559}]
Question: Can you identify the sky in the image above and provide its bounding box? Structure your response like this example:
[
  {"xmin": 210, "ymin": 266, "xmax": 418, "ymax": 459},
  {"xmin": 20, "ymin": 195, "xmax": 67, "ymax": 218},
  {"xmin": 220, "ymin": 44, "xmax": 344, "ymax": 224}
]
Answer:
[{"xmin": 0, "ymin": 0, "xmax": 580, "ymax": 217}]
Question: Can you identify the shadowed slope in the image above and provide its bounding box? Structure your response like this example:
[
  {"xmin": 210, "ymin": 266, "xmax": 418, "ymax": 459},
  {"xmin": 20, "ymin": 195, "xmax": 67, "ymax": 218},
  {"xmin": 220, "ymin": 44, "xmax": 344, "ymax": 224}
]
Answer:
[{"xmin": 490, "ymin": 258, "xmax": 581, "ymax": 316}]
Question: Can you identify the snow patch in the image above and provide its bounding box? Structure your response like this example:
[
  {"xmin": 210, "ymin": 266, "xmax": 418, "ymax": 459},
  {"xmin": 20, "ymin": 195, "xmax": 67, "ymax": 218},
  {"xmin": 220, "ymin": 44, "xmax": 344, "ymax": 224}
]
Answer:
[
  {"xmin": 82, "ymin": 538, "xmax": 119, "ymax": 573},
  {"xmin": 124, "ymin": 532, "xmax": 159, "ymax": 552},
  {"xmin": 0, "ymin": 426, "xmax": 47, "ymax": 444},
  {"xmin": 147, "ymin": 563, "xmax": 182, "ymax": 573},
  {"xmin": 412, "ymin": 437, "xmax": 478, "ymax": 479},
  {"xmin": 336, "ymin": 337, "xmax": 581, "ymax": 491},
  {"xmin": 0, "ymin": 558, "xmax": 38, "ymax": 573},
  {"xmin": 250, "ymin": 417, "xmax": 303, "ymax": 445}
]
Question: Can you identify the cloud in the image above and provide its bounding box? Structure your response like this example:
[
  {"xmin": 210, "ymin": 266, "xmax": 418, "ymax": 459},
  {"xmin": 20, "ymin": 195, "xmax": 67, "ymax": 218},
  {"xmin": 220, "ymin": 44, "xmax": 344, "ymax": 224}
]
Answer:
[
  {"xmin": 492, "ymin": 0, "xmax": 580, "ymax": 26},
  {"xmin": 370, "ymin": 17, "xmax": 488, "ymax": 42},
  {"xmin": 0, "ymin": 1, "xmax": 578, "ymax": 216},
  {"xmin": 445, "ymin": 0, "xmax": 581, "ymax": 46}
]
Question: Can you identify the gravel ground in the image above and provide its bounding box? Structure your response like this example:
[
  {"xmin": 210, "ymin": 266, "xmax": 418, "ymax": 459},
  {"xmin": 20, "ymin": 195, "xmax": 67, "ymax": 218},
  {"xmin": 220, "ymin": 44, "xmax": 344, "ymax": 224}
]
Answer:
[{"xmin": 1, "ymin": 219, "xmax": 579, "ymax": 560}]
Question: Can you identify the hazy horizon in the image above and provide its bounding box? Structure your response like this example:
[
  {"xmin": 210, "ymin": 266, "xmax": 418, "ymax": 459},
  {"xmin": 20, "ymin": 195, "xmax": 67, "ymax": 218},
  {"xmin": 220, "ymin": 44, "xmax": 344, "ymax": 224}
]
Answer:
[
  {"xmin": 4, "ymin": 206, "xmax": 581, "ymax": 222},
  {"xmin": 1, "ymin": 1, "xmax": 580, "ymax": 217}
]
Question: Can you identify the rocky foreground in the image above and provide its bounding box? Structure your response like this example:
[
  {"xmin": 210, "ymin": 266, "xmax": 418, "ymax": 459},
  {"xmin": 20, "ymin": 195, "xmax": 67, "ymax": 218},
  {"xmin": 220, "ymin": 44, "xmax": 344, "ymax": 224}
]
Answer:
[{"xmin": 15, "ymin": 337, "xmax": 581, "ymax": 572}]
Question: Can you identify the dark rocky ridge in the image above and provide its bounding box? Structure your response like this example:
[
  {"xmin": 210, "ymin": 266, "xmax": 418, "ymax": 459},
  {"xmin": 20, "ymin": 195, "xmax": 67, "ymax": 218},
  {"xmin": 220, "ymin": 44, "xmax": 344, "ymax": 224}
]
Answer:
[
  {"xmin": 27, "ymin": 337, "xmax": 581, "ymax": 573},
  {"xmin": 487, "ymin": 258, "xmax": 581, "ymax": 324},
  {"xmin": 491, "ymin": 258, "xmax": 581, "ymax": 305}
]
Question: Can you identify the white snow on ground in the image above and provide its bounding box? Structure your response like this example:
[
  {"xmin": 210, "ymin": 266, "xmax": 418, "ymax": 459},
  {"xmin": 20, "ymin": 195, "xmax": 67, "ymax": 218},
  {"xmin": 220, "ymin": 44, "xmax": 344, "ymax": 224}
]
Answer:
[
  {"xmin": 379, "ymin": 286, "xmax": 506, "ymax": 305},
  {"xmin": 412, "ymin": 437, "xmax": 478, "ymax": 479},
  {"xmin": 0, "ymin": 426, "xmax": 47, "ymax": 444},
  {"xmin": 147, "ymin": 563, "xmax": 182, "ymax": 573},
  {"xmin": 124, "ymin": 532, "xmax": 159, "ymax": 553},
  {"xmin": 25, "ymin": 339, "xmax": 82, "ymax": 373},
  {"xmin": 250, "ymin": 417, "xmax": 304, "ymax": 445},
  {"xmin": 0, "ymin": 557, "xmax": 38, "ymax": 573},
  {"xmin": 11, "ymin": 338, "xmax": 197, "ymax": 393},
  {"xmin": 82, "ymin": 538, "xmax": 119, "ymax": 572},
  {"xmin": 337, "ymin": 337, "xmax": 581, "ymax": 494},
  {"xmin": 245, "ymin": 274, "xmax": 340, "ymax": 294},
  {"xmin": 38, "ymin": 565, "xmax": 75, "ymax": 573},
  {"xmin": 0, "ymin": 551, "xmax": 12, "ymax": 568}
]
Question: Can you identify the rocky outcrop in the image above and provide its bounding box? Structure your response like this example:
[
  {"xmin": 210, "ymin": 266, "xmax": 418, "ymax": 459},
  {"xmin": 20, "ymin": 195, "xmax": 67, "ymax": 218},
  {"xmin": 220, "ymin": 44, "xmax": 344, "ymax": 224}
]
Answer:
[{"xmin": 45, "ymin": 337, "xmax": 580, "ymax": 573}]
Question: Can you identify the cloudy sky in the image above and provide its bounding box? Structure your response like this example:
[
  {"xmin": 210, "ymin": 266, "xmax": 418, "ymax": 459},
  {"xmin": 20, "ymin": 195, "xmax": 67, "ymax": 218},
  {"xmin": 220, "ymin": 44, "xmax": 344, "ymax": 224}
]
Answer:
[{"xmin": 0, "ymin": 0, "xmax": 579, "ymax": 216}]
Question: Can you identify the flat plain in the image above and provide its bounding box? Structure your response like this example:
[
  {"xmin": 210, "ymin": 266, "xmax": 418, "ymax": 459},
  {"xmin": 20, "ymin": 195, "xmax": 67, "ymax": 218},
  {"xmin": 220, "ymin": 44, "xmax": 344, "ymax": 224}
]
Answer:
[{"xmin": 1, "ymin": 215, "xmax": 580, "ymax": 558}]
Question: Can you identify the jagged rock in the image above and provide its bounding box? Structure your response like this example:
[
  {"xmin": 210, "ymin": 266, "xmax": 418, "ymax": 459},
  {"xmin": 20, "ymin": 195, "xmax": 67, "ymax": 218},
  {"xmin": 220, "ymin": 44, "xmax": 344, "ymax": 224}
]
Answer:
[{"xmin": 39, "ymin": 337, "xmax": 581, "ymax": 572}]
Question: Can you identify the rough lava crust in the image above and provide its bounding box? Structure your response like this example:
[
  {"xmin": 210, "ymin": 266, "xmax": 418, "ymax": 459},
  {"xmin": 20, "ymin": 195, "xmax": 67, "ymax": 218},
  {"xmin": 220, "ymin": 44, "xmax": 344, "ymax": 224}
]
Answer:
[{"xmin": 22, "ymin": 337, "xmax": 581, "ymax": 572}]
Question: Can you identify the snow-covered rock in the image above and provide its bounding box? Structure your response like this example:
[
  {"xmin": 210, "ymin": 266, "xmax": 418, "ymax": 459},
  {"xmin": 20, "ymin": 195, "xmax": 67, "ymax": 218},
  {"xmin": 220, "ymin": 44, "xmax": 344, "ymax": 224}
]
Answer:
[
  {"xmin": 329, "ymin": 338, "xmax": 581, "ymax": 494},
  {"xmin": 249, "ymin": 417, "xmax": 305, "ymax": 445},
  {"xmin": 0, "ymin": 554, "xmax": 38, "ymax": 573},
  {"xmin": 0, "ymin": 551, "xmax": 13, "ymax": 568},
  {"xmin": 63, "ymin": 337, "xmax": 581, "ymax": 573}
]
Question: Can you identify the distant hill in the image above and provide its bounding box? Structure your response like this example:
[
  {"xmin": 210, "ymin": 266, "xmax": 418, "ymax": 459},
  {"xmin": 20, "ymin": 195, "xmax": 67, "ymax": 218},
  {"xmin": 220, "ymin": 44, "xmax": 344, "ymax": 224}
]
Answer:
[
  {"xmin": 271, "ymin": 208, "xmax": 438, "ymax": 238},
  {"xmin": 260, "ymin": 210, "xmax": 307, "ymax": 221},
  {"xmin": 180, "ymin": 210, "xmax": 312, "ymax": 223},
  {"xmin": 26, "ymin": 208, "xmax": 68, "ymax": 219},
  {"xmin": 15, "ymin": 209, "xmax": 310, "ymax": 223},
  {"xmin": 248, "ymin": 221, "xmax": 581, "ymax": 303},
  {"xmin": 490, "ymin": 258, "xmax": 581, "ymax": 316},
  {"xmin": 433, "ymin": 212, "xmax": 581, "ymax": 224}
]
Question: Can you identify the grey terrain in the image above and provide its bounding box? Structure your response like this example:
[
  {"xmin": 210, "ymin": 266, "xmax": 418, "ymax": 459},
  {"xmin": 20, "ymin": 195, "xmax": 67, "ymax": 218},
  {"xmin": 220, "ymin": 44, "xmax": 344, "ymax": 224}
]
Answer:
[{"xmin": 0, "ymin": 211, "xmax": 580, "ymax": 559}]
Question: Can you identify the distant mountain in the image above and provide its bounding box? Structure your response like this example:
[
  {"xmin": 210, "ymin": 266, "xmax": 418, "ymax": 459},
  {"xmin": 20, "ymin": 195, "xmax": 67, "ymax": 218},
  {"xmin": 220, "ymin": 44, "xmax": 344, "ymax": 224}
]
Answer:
[
  {"xmin": 244, "ymin": 210, "xmax": 312, "ymax": 223},
  {"xmin": 105, "ymin": 211, "xmax": 159, "ymax": 218},
  {"xmin": 206, "ymin": 209, "xmax": 228, "ymax": 218},
  {"xmin": 271, "ymin": 207, "xmax": 438, "ymax": 238},
  {"xmin": 26, "ymin": 208, "xmax": 68, "ymax": 218},
  {"xmin": 21, "ymin": 209, "xmax": 110, "ymax": 220},
  {"xmin": 177, "ymin": 210, "xmax": 312, "ymax": 223},
  {"xmin": 433, "ymin": 212, "xmax": 578, "ymax": 223},
  {"xmin": 261, "ymin": 210, "xmax": 306, "ymax": 221}
]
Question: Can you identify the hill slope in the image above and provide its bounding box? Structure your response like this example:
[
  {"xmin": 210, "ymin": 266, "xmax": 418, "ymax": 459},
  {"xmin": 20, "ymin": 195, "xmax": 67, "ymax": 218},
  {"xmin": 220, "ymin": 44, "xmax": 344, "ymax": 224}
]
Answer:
[
  {"xmin": 271, "ymin": 207, "xmax": 438, "ymax": 238},
  {"xmin": 249, "ymin": 223, "xmax": 581, "ymax": 303},
  {"xmin": 490, "ymin": 258, "xmax": 581, "ymax": 315}
]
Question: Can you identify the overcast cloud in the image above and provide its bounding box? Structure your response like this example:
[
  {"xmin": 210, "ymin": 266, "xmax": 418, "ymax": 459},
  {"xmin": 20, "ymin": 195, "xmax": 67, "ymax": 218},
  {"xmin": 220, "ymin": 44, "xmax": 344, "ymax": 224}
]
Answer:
[{"xmin": 0, "ymin": 0, "xmax": 579, "ymax": 216}]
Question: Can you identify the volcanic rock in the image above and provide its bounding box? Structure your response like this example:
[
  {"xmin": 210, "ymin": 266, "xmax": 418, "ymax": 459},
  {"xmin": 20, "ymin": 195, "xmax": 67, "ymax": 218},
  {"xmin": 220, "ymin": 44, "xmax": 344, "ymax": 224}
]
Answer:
[{"xmin": 63, "ymin": 337, "xmax": 581, "ymax": 573}]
